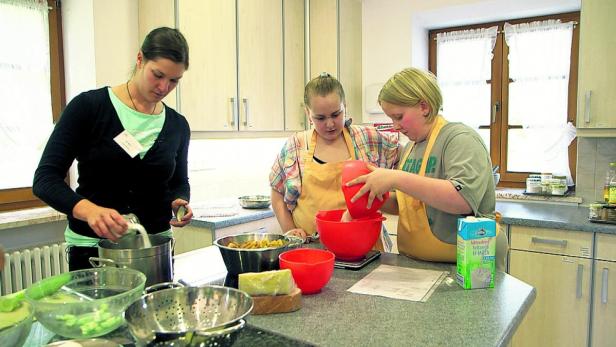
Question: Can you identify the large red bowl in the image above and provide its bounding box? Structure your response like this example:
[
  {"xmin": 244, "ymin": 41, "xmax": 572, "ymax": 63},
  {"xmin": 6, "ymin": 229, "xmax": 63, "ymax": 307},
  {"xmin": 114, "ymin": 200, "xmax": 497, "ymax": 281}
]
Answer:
[
  {"xmin": 316, "ymin": 209, "xmax": 385, "ymax": 261},
  {"xmin": 341, "ymin": 160, "xmax": 389, "ymax": 218},
  {"xmin": 279, "ymin": 249, "xmax": 335, "ymax": 294}
]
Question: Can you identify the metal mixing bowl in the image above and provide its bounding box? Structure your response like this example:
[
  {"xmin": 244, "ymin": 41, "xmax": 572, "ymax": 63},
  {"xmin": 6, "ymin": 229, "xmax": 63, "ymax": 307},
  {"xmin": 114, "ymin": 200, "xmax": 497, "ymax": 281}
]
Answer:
[
  {"xmin": 125, "ymin": 285, "xmax": 253, "ymax": 347},
  {"xmin": 214, "ymin": 233, "xmax": 303, "ymax": 275},
  {"xmin": 238, "ymin": 195, "xmax": 271, "ymax": 209}
]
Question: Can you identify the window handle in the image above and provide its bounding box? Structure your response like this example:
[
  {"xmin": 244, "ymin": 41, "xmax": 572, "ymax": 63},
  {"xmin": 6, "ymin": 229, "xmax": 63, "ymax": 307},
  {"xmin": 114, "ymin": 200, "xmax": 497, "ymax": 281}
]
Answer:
[
  {"xmin": 584, "ymin": 91, "xmax": 592, "ymax": 123},
  {"xmin": 491, "ymin": 102, "xmax": 500, "ymax": 124}
]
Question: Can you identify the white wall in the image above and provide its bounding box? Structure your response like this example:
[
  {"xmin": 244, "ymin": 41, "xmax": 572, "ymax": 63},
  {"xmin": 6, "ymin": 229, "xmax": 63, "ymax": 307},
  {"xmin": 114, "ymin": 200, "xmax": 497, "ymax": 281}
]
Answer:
[
  {"xmin": 62, "ymin": 0, "xmax": 138, "ymax": 102},
  {"xmin": 361, "ymin": 0, "xmax": 580, "ymax": 122}
]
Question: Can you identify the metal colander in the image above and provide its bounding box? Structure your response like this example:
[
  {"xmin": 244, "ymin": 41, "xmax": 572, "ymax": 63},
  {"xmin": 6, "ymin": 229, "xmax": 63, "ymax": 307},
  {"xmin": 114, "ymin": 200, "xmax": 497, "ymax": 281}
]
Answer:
[{"xmin": 125, "ymin": 285, "xmax": 253, "ymax": 346}]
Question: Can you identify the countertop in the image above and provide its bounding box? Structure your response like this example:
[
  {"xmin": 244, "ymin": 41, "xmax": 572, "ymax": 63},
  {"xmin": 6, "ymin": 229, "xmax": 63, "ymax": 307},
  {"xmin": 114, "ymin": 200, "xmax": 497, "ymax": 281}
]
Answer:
[
  {"xmin": 496, "ymin": 201, "xmax": 616, "ymax": 234},
  {"xmin": 248, "ymin": 251, "xmax": 535, "ymax": 347},
  {"xmin": 27, "ymin": 247, "xmax": 534, "ymax": 347}
]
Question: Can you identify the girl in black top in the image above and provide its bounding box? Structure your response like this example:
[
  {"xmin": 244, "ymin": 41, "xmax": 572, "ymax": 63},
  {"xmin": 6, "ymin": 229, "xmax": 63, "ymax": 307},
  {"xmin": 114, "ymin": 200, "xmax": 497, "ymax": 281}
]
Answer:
[{"xmin": 34, "ymin": 27, "xmax": 193, "ymax": 270}]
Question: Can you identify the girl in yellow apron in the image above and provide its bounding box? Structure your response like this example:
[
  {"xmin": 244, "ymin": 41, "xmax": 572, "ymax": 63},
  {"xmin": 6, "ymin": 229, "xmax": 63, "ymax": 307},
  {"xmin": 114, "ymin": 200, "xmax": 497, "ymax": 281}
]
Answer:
[
  {"xmin": 269, "ymin": 73, "xmax": 399, "ymax": 243},
  {"xmin": 346, "ymin": 68, "xmax": 506, "ymax": 264}
]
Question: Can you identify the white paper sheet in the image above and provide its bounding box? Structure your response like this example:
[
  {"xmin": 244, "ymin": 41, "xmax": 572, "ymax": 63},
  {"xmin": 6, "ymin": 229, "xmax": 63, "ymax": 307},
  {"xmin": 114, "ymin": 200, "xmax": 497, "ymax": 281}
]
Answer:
[{"xmin": 347, "ymin": 264, "xmax": 448, "ymax": 302}]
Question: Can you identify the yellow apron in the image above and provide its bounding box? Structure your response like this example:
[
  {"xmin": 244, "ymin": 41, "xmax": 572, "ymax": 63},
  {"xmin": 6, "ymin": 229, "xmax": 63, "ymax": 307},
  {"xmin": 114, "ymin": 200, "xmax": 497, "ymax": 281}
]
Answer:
[
  {"xmin": 292, "ymin": 128, "xmax": 356, "ymax": 236},
  {"xmin": 396, "ymin": 116, "xmax": 457, "ymax": 262}
]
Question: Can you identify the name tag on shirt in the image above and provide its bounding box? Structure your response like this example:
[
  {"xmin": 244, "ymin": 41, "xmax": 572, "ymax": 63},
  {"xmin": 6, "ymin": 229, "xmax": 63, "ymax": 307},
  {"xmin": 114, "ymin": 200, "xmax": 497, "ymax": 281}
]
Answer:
[{"xmin": 114, "ymin": 130, "xmax": 143, "ymax": 158}]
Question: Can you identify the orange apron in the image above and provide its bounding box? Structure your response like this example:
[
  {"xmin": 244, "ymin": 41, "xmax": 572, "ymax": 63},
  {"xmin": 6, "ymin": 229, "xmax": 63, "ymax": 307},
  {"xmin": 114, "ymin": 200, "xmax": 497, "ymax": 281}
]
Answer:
[
  {"xmin": 292, "ymin": 128, "xmax": 356, "ymax": 236},
  {"xmin": 396, "ymin": 115, "xmax": 456, "ymax": 262}
]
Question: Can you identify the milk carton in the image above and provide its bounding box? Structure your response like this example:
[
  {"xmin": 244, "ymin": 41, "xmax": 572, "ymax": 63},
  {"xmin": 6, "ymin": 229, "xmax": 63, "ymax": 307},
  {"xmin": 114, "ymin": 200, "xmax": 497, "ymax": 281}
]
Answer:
[{"xmin": 456, "ymin": 217, "xmax": 496, "ymax": 289}]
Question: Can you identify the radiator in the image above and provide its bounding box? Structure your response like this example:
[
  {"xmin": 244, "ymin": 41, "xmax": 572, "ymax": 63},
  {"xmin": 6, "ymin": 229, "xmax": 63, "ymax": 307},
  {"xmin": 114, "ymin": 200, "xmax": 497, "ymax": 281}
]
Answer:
[{"xmin": 0, "ymin": 243, "xmax": 69, "ymax": 296}]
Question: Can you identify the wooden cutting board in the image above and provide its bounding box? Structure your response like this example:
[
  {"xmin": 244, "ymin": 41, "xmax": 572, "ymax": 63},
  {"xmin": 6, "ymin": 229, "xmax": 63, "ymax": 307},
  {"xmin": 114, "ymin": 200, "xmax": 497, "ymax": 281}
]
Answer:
[{"xmin": 251, "ymin": 287, "xmax": 302, "ymax": 315}]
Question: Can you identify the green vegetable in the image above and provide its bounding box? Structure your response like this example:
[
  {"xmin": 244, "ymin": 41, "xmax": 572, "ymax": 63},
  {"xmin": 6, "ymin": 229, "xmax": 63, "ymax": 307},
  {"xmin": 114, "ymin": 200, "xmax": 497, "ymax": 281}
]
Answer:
[
  {"xmin": 176, "ymin": 205, "xmax": 187, "ymax": 222},
  {"xmin": 28, "ymin": 273, "xmax": 71, "ymax": 300},
  {"xmin": 0, "ymin": 290, "xmax": 25, "ymax": 312}
]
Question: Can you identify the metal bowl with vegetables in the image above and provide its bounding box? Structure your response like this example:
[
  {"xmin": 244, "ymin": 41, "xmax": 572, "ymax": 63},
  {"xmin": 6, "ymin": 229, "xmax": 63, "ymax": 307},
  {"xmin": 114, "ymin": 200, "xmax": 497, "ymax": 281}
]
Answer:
[
  {"xmin": 238, "ymin": 195, "xmax": 271, "ymax": 209},
  {"xmin": 214, "ymin": 233, "xmax": 303, "ymax": 275}
]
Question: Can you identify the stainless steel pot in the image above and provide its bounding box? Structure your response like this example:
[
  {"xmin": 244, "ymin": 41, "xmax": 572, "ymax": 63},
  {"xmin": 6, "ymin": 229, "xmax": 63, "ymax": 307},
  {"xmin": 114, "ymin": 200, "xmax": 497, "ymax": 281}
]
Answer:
[
  {"xmin": 214, "ymin": 233, "xmax": 303, "ymax": 275},
  {"xmin": 125, "ymin": 285, "xmax": 253, "ymax": 347},
  {"xmin": 91, "ymin": 234, "xmax": 173, "ymax": 287}
]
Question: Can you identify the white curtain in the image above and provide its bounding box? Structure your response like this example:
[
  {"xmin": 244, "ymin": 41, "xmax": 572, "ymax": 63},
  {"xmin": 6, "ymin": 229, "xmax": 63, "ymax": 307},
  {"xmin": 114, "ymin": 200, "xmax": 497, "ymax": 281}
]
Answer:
[
  {"xmin": 504, "ymin": 20, "xmax": 576, "ymax": 185},
  {"xmin": 0, "ymin": 0, "xmax": 54, "ymax": 189},
  {"xmin": 436, "ymin": 26, "xmax": 498, "ymax": 130}
]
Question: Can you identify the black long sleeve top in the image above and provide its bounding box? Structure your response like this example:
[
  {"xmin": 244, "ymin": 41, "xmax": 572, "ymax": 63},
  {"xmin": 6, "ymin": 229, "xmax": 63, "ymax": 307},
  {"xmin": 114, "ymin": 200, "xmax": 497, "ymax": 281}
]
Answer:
[{"xmin": 33, "ymin": 87, "xmax": 191, "ymax": 237}]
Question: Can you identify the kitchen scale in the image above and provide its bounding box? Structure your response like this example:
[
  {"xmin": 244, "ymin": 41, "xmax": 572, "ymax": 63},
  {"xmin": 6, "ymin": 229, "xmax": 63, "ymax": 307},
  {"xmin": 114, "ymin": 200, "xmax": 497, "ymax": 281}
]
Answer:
[{"xmin": 334, "ymin": 250, "xmax": 381, "ymax": 270}]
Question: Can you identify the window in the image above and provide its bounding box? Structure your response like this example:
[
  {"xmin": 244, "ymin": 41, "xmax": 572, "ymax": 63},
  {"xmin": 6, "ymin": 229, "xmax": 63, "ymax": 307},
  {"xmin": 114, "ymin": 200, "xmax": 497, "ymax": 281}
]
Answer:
[
  {"xmin": 429, "ymin": 12, "xmax": 579, "ymax": 188},
  {"xmin": 0, "ymin": 0, "xmax": 64, "ymax": 211}
]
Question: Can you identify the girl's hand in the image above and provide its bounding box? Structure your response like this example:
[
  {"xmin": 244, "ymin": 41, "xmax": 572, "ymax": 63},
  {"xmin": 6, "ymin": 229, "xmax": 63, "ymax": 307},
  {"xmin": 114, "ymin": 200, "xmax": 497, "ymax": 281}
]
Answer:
[
  {"xmin": 284, "ymin": 228, "xmax": 308, "ymax": 243},
  {"xmin": 340, "ymin": 210, "xmax": 353, "ymax": 222},
  {"xmin": 346, "ymin": 165, "xmax": 395, "ymax": 209},
  {"xmin": 171, "ymin": 199, "xmax": 193, "ymax": 227}
]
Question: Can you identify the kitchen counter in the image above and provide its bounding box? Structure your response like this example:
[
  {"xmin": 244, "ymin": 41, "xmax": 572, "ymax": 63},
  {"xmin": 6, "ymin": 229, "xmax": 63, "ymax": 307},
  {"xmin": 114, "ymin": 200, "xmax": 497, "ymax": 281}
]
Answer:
[
  {"xmin": 496, "ymin": 201, "xmax": 616, "ymax": 234},
  {"xmin": 248, "ymin": 252, "xmax": 535, "ymax": 347},
  {"xmin": 25, "ymin": 246, "xmax": 534, "ymax": 347}
]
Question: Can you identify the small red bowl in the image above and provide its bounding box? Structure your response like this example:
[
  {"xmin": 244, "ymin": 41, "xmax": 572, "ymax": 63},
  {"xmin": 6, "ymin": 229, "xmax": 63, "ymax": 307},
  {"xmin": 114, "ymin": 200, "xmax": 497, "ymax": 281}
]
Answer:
[
  {"xmin": 279, "ymin": 248, "xmax": 335, "ymax": 294},
  {"xmin": 316, "ymin": 209, "xmax": 385, "ymax": 261},
  {"xmin": 341, "ymin": 160, "xmax": 389, "ymax": 218}
]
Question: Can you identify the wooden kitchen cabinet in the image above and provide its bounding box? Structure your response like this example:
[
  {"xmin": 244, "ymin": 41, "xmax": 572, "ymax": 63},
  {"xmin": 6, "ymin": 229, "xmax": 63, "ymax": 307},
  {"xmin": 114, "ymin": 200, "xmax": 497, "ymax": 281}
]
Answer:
[
  {"xmin": 284, "ymin": 0, "xmax": 307, "ymax": 131},
  {"xmin": 576, "ymin": 0, "xmax": 616, "ymax": 133},
  {"xmin": 509, "ymin": 226, "xmax": 592, "ymax": 347},
  {"xmin": 137, "ymin": 0, "xmax": 177, "ymax": 109},
  {"xmin": 310, "ymin": 0, "xmax": 362, "ymax": 121},
  {"xmin": 591, "ymin": 233, "xmax": 616, "ymax": 347},
  {"xmin": 178, "ymin": 0, "xmax": 302, "ymax": 132}
]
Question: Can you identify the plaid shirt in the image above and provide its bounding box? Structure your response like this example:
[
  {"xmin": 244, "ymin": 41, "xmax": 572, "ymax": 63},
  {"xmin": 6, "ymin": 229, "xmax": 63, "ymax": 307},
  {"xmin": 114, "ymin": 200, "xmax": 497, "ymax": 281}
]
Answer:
[{"xmin": 269, "ymin": 125, "xmax": 400, "ymax": 212}]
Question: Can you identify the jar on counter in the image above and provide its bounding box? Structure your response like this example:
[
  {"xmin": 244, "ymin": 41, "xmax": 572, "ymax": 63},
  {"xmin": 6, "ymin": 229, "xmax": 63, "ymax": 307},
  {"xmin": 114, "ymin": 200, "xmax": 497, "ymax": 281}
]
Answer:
[
  {"xmin": 589, "ymin": 203, "xmax": 604, "ymax": 220},
  {"xmin": 526, "ymin": 177, "xmax": 542, "ymax": 193},
  {"xmin": 606, "ymin": 205, "xmax": 616, "ymax": 222},
  {"xmin": 540, "ymin": 172, "xmax": 552, "ymax": 183}
]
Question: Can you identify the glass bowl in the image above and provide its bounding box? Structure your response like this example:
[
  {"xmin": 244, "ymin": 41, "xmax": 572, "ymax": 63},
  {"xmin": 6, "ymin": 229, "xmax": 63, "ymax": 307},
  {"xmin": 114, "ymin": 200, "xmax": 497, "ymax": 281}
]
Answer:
[
  {"xmin": 0, "ymin": 300, "xmax": 33, "ymax": 347},
  {"xmin": 24, "ymin": 267, "xmax": 146, "ymax": 338}
]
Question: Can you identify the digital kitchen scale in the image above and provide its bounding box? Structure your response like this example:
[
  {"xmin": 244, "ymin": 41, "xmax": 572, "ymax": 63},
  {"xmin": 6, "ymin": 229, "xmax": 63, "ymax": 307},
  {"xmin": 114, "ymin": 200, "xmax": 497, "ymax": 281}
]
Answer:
[{"xmin": 334, "ymin": 250, "xmax": 381, "ymax": 270}]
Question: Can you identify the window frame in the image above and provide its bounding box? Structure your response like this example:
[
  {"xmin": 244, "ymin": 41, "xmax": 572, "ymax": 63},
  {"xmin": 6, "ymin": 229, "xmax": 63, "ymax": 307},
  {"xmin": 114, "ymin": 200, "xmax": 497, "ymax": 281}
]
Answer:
[
  {"xmin": 429, "ymin": 11, "xmax": 580, "ymax": 188},
  {"xmin": 0, "ymin": 0, "xmax": 65, "ymax": 211}
]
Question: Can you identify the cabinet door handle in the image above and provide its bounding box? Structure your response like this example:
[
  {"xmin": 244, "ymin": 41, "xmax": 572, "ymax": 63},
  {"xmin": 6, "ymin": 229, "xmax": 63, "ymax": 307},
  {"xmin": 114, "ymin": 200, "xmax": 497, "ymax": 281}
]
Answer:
[
  {"xmin": 229, "ymin": 97, "xmax": 237, "ymax": 126},
  {"xmin": 242, "ymin": 98, "xmax": 249, "ymax": 126},
  {"xmin": 576, "ymin": 263, "xmax": 583, "ymax": 299},
  {"xmin": 601, "ymin": 267, "xmax": 609, "ymax": 304},
  {"xmin": 584, "ymin": 91, "xmax": 592, "ymax": 123},
  {"xmin": 531, "ymin": 237, "xmax": 567, "ymax": 247}
]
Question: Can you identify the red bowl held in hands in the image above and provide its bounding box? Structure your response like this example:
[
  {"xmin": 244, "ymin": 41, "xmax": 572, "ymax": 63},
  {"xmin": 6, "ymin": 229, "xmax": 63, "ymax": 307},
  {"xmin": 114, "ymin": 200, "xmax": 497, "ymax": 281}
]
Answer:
[
  {"xmin": 279, "ymin": 248, "xmax": 335, "ymax": 295},
  {"xmin": 316, "ymin": 209, "xmax": 385, "ymax": 261},
  {"xmin": 341, "ymin": 160, "xmax": 389, "ymax": 219}
]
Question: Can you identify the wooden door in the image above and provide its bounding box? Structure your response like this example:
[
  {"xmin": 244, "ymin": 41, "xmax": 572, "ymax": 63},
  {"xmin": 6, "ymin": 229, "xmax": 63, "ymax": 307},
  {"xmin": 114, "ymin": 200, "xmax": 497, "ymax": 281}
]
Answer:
[
  {"xmin": 577, "ymin": 0, "xmax": 616, "ymax": 130},
  {"xmin": 237, "ymin": 0, "xmax": 284, "ymax": 131},
  {"xmin": 510, "ymin": 250, "xmax": 590, "ymax": 347},
  {"xmin": 284, "ymin": 0, "xmax": 306, "ymax": 131},
  {"xmin": 178, "ymin": 0, "xmax": 237, "ymax": 131}
]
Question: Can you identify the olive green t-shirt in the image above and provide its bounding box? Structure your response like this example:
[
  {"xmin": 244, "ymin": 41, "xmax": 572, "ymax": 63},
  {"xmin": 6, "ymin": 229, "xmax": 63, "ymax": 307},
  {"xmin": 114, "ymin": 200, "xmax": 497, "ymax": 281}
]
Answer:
[{"xmin": 398, "ymin": 121, "xmax": 495, "ymax": 245}]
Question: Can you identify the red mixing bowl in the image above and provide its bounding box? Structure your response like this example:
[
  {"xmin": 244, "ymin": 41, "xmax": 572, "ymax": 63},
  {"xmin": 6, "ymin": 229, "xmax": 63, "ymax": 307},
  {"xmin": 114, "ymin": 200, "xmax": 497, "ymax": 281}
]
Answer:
[
  {"xmin": 341, "ymin": 160, "xmax": 389, "ymax": 218},
  {"xmin": 279, "ymin": 248, "xmax": 335, "ymax": 294},
  {"xmin": 316, "ymin": 209, "xmax": 385, "ymax": 261}
]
